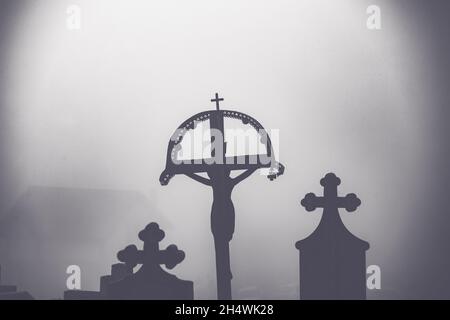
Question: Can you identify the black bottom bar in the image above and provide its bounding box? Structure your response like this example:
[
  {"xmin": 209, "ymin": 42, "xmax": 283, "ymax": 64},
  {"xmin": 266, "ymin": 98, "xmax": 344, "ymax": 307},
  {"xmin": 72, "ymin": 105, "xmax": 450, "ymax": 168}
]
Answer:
[{"xmin": 1, "ymin": 300, "xmax": 449, "ymax": 319}]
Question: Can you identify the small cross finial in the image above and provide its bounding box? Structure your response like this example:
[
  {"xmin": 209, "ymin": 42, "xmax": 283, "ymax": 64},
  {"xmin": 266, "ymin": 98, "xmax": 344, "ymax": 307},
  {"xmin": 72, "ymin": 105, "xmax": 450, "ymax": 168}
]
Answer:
[{"xmin": 211, "ymin": 93, "xmax": 224, "ymax": 111}]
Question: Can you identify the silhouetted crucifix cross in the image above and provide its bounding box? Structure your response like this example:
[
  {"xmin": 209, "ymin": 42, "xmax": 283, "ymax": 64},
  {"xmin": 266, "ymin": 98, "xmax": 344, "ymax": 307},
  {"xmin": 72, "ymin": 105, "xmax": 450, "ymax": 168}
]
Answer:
[
  {"xmin": 160, "ymin": 93, "xmax": 284, "ymax": 300},
  {"xmin": 181, "ymin": 94, "xmax": 259, "ymax": 300},
  {"xmin": 301, "ymin": 172, "xmax": 361, "ymax": 214}
]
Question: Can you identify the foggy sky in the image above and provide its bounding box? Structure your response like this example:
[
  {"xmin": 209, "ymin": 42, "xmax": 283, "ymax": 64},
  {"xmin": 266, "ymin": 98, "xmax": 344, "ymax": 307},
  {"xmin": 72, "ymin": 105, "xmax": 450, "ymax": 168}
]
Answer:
[{"xmin": 1, "ymin": 0, "xmax": 449, "ymax": 299}]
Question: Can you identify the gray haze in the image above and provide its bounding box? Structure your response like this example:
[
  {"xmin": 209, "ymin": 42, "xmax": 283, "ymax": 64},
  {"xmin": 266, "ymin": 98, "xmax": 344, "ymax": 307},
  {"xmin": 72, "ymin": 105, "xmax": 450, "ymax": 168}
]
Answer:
[{"xmin": 0, "ymin": 0, "xmax": 449, "ymax": 299}]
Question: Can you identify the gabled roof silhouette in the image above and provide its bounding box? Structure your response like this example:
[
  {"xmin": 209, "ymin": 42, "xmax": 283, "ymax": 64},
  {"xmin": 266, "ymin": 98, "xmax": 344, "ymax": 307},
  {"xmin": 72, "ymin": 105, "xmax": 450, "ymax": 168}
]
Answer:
[{"xmin": 295, "ymin": 211, "xmax": 370, "ymax": 251}]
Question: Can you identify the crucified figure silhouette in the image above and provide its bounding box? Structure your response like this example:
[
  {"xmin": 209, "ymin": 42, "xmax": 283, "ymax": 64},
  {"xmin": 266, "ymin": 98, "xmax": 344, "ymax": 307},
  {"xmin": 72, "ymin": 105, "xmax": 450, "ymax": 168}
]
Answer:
[
  {"xmin": 160, "ymin": 93, "xmax": 284, "ymax": 300},
  {"xmin": 185, "ymin": 167, "xmax": 257, "ymax": 299}
]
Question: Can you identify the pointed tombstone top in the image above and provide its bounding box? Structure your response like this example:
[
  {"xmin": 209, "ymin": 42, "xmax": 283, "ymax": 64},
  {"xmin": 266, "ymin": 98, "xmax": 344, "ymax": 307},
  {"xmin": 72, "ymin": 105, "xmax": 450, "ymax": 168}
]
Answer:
[{"xmin": 296, "ymin": 173, "xmax": 369, "ymax": 250}]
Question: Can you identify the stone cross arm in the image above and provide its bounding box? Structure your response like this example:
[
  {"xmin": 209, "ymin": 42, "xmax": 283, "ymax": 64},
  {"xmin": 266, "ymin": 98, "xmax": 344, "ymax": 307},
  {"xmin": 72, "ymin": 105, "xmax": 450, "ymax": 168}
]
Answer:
[{"xmin": 301, "ymin": 192, "xmax": 360, "ymax": 212}]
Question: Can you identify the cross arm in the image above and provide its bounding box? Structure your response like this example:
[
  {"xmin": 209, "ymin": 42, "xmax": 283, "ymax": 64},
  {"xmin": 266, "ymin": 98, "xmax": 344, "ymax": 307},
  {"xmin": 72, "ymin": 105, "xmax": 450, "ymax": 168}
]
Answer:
[
  {"xmin": 117, "ymin": 244, "xmax": 143, "ymax": 269},
  {"xmin": 300, "ymin": 193, "xmax": 325, "ymax": 212},
  {"xmin": 159, "ymin": 244, "xmax": 186, "ymax": 269},
  {"xmin": 336, "ymin": 193, "xmax": 361, "ymax": 212},
  {"xmin": 160, "ymin": 155, "xmax": 275, "ymax": 185}
]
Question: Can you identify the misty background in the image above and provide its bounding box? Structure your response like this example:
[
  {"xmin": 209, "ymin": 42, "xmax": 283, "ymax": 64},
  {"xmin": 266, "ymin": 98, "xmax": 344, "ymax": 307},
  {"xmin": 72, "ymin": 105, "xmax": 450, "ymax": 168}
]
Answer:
[{"xmin": 0, "ymin": 0, "xmax": 449, "ymax": 299}]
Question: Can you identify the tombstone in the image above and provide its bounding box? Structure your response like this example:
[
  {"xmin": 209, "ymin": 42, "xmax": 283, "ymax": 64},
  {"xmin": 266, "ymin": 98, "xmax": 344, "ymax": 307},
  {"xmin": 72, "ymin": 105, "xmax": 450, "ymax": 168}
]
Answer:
[
  {"xmin": 100, "ymin": 263, "xmax": 133, "ymax": 293},
  {"xmin": 105, "ymin": 222, "xmax": 193, "ymax": 300},
  {"xmin": 296, "ymin": 173, "xmax": 370, "ymax": 299},
  {"xmin": 0, "ymin": 265, "xmax": 34, "ymax": 300},
  {"xmin": 64, "ymin": 222, "xmax": 192, "ymax": 300}
]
